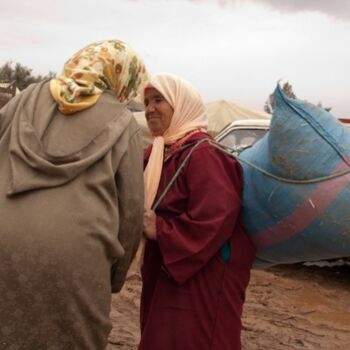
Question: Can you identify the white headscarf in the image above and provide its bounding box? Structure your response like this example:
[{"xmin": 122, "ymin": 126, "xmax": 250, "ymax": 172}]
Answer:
[{"xmin": 143, "ymin": 73, "xmax": 208, "ymax": 209}]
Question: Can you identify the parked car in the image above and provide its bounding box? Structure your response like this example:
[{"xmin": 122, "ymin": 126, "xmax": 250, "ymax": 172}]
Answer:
[
  {"xmin": 215, "ymin": 119, "xmax": 270, "ymax": 151},
  {"xmin": 215, "ymin": 118, "xmax": 350, "ymax": 151}
]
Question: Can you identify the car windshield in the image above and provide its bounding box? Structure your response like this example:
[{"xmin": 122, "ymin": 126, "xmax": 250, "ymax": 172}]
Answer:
[{"xmin": 218, "ymin": 128, "xmax": 268, "ymax": 150}]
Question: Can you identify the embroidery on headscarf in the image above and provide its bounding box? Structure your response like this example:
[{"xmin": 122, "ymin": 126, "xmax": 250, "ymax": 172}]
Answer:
[{"xmin": 50, "ymin": 40, "xmax": 149, "ymax": 115}]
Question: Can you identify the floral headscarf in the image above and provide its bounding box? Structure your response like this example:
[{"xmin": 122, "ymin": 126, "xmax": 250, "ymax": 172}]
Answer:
[{"xmin": 50, "ymin": 39, "xmax": 149, "ymax": 115}]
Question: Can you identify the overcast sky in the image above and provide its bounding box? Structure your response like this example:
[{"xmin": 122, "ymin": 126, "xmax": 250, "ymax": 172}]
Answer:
[{"xmin": 1, "ymin": 0, "xmax": 349, "ymax": 117}]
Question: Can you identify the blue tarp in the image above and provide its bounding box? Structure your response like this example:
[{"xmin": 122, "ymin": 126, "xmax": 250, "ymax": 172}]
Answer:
[{"xmin": 240, "ymin": 85, "xmax": 350, "ymax": 268}]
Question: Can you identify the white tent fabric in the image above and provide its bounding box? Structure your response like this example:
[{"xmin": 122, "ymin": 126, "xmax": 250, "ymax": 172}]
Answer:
[
  {"xmin": 133, "ymin": 99, "xmax": 271, "ymax": 148},
  {"xmin": 206, "ymin": 100, "xmax": 271, "ymax": 136}
]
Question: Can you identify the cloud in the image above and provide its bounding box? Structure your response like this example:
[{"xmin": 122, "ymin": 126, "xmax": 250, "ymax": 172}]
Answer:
[
  {"xmin": 196, "ymin": 0, "xmax": 350, "ymax": 21},
  {"xmin": 1, "ymin": 0, "xmax": 350, "ymax": 117},
  {"xmin": 256, "ymin": 0, "xmax": 350, "ymax": 20}
]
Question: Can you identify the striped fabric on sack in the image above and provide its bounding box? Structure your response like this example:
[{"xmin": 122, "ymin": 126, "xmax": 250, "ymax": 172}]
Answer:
[{"xmin": 239, "ymin": 85, "xmax": 350, "ymax": 268}]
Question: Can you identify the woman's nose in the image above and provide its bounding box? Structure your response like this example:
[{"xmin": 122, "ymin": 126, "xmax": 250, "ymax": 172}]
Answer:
[{"xmin": 146, "ymin": 103, "xmax": 156, "ymax": 114}]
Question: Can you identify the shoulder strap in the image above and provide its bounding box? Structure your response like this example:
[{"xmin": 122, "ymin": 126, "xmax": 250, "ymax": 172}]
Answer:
[
  {"xmin": 152, "ymin": 138, "xmax": 211, "ymax": 210},
  {"xmin": 152, "ymin": 137, "xmax": 232, "ymax": 263}
]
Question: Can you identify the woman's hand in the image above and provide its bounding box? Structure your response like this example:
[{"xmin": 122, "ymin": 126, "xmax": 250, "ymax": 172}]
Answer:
[{"xmin": 143, "ymin": 209, "xmax": 157, "ymax": 240}]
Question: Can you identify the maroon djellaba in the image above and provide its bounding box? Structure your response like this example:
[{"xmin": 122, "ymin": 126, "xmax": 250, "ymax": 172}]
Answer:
[{"xmin": 139, "ymin": 131, "xmax": 256, "ymax": 350}]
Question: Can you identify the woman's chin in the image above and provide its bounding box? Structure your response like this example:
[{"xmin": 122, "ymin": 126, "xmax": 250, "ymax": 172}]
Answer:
[
  {"xmin": 151, "ymin": 132, "xmax": 162, "ymax": 137},
  {"xmin": 148, "ymin": 128, "xmax": 162, "ymax": 137}
]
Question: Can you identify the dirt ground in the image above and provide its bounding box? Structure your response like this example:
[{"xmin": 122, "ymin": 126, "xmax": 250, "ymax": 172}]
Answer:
[{"xmin": 107, "ymin": 264, "xmax": 350, "ymax": 350}]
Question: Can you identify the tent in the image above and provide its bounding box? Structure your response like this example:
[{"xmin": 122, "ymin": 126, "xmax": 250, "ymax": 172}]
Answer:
[
  {"xmin": 133, "ymin": 99, "xmax": 271, "ymax": 148},
  {"xmin": 206, "ymin": 100, "xmax": 271, "ymax": 136}
]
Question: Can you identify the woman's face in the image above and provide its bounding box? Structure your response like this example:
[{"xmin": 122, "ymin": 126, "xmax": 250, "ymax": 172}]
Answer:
[{"xmin": 144, "ymin": 87, "xmax": 174, "ymax": 136}]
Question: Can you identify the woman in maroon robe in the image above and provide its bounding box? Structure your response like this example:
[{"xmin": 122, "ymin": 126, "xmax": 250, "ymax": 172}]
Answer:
[{"xmin": 139, "ymin": 74, "xmax": 256, "ymax": 350}]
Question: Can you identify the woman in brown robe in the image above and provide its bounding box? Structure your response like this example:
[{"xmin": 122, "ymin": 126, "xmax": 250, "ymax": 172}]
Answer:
[
  {"xmin": 0, "ymin": 40, "xmax": 149, "ymax": 349},
  {"xmin": 139, "ymin": 74, "xmax": 256, "ymax": 350}
]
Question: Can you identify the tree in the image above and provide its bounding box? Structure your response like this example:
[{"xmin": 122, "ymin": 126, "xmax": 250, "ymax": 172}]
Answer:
[
  {"xmin": 264, "ymin": 81, "xmax": 297, "ymax": 114},
  {"xmin": 264, "ymin": 81, "xmax": 332, "ymax": 114},
  {"xmin": 317, "ymin": 102, "xmax": 332, "ymax": 112},
  {"xmin": 0, "ymin": 61, "xmax": 55, "ymax": 91},
  {"xmin": 281, "ymin": 82, "xmax": 296, "ymax": 99}
]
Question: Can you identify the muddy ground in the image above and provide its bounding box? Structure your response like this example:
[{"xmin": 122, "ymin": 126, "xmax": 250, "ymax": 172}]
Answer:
[{"xmin": 107, "ymin": 264, "xmax": 350, "ymax": 350}]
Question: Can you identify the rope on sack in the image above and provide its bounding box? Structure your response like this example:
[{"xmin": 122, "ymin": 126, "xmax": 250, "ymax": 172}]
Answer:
[
  {"xmin": 153, "ymin": 137, "xmax": 350, "ymax": 212},
  {"xmin": 152, "ymin": 138, "xmax": 210, "ymax": 210},
  {"xmin": 210, "ymin": 141, "xmax": 350, "ymax": 185}
]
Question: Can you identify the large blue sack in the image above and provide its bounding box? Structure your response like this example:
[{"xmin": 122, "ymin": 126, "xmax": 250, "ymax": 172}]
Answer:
[{"xmin": 239, "ymin": 85, "xmax": 350, "ymax": 269}]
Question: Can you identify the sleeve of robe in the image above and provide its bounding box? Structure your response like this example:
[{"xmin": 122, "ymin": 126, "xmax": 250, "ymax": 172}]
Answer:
[
  {"xmin": 110, "ymin": 123, "xmax": 144, "ymax": 292},
  {"xmin": 156, "ymin": 144, "xmax": 243, "ymax": 285}
]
